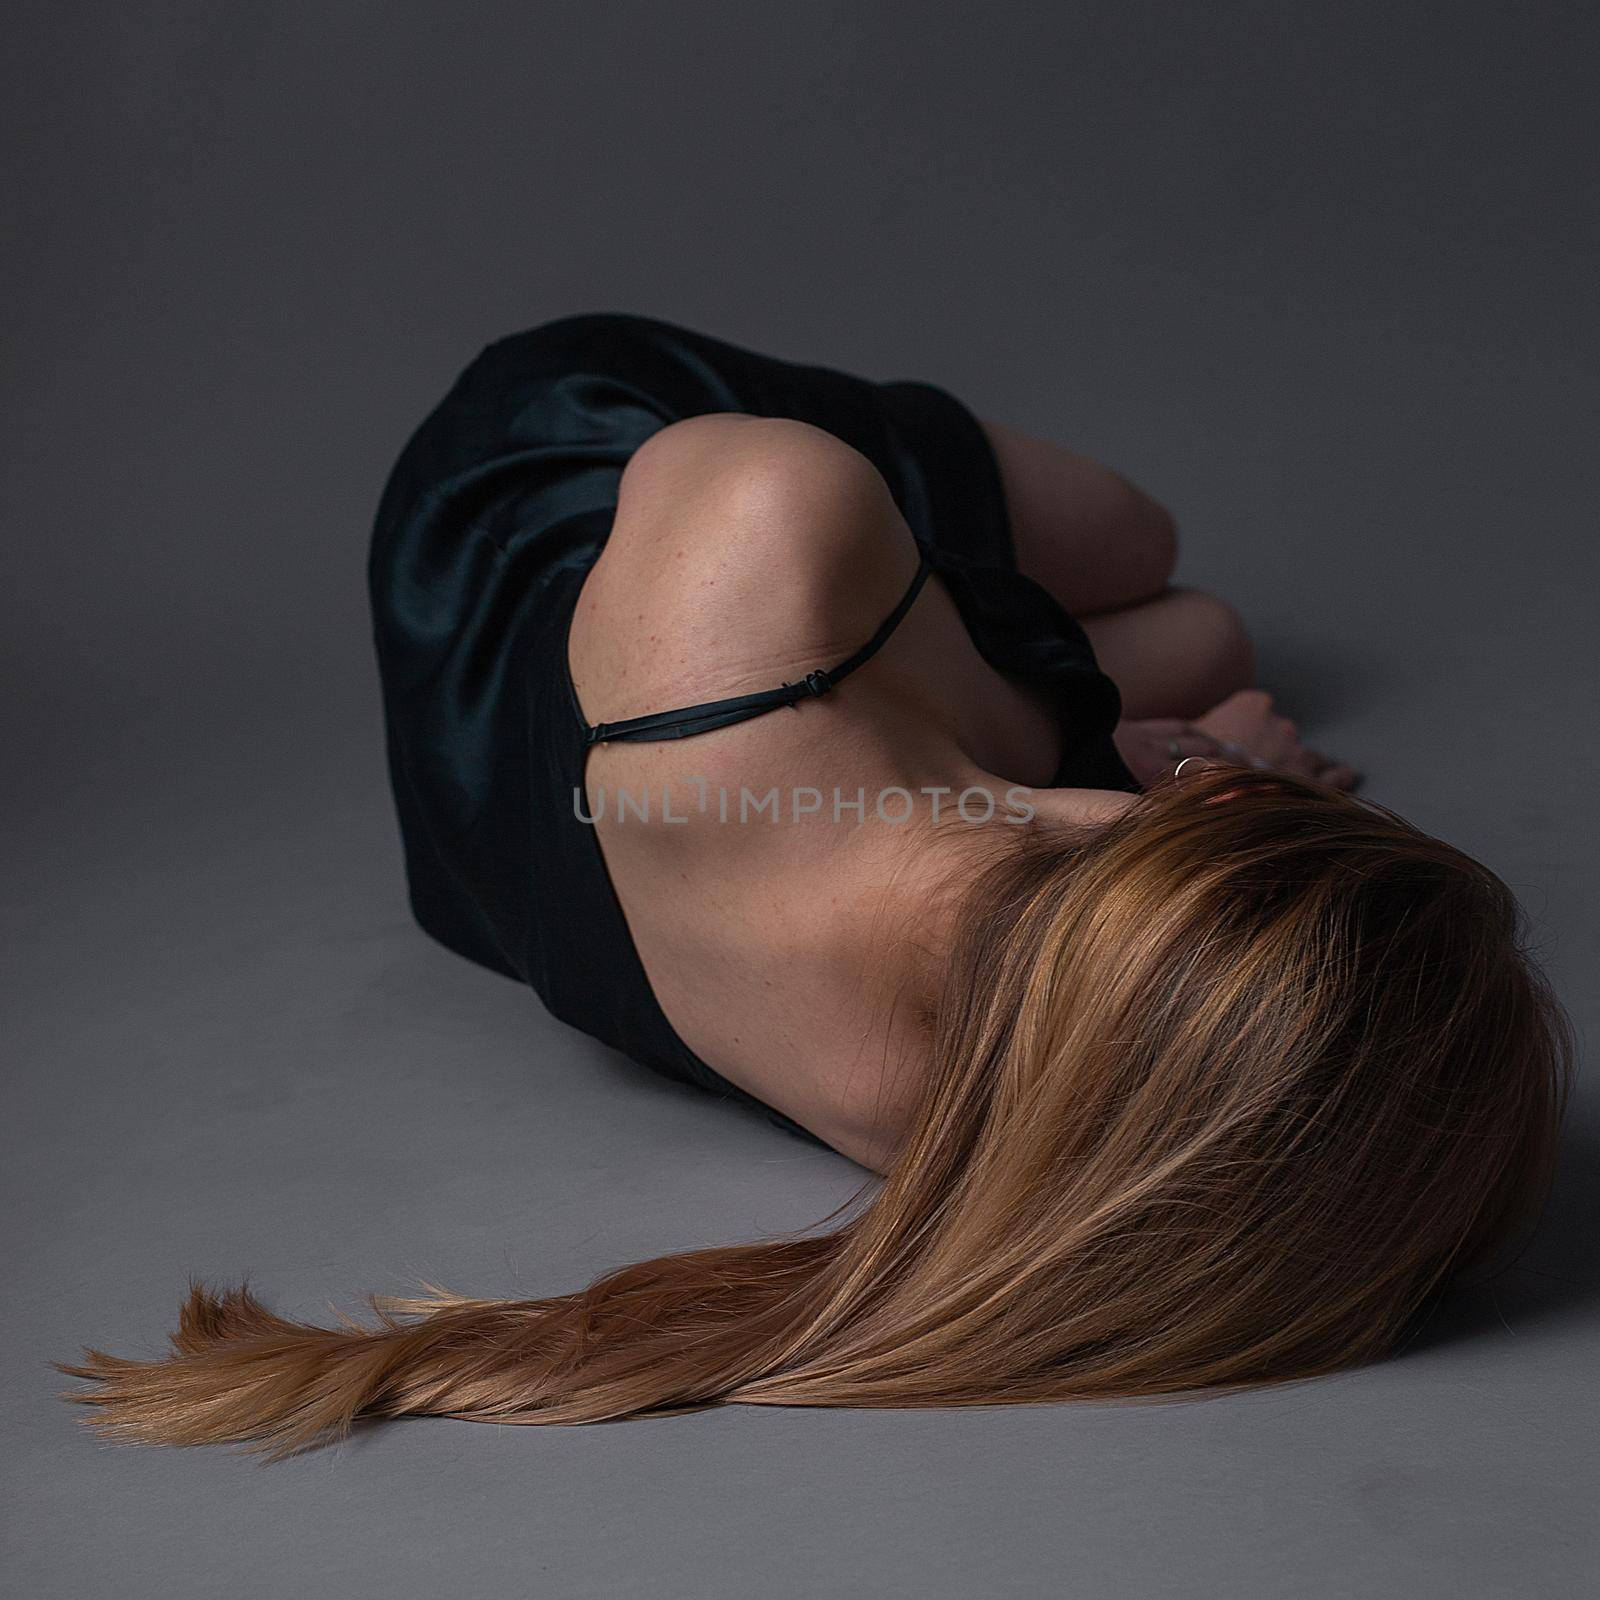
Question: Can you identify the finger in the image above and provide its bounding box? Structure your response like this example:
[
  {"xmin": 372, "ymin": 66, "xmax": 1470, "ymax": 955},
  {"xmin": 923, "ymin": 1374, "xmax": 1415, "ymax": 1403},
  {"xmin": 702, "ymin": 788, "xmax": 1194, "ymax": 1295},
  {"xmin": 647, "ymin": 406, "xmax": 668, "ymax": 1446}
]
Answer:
[
  {"xmin": 1168, "ymin": 732, "xmax": 1226, "ymax": 762},
  {"xmin": 1316, "ymin": 761, "xmax": 1362, "ymax": 791},
  {"xmin": 1212, "ymin": 738, "xmax": 1271, "ymax": 769},
  {"xmin": 1266, "ymin": 729, "xmax": 1303, "ymax": 764},
  {"xmin": 1301, "ymin": 743, "xmax": 1358, "ymax": 786}
]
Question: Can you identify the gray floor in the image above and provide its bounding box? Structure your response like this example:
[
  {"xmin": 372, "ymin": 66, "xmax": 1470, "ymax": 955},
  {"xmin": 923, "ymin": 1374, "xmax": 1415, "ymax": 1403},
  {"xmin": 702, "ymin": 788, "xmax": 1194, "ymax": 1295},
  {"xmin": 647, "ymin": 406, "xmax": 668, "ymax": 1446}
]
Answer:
[{"xmin": 4, "ymin": 3, "xmax": 1596, "ymax": 1596}]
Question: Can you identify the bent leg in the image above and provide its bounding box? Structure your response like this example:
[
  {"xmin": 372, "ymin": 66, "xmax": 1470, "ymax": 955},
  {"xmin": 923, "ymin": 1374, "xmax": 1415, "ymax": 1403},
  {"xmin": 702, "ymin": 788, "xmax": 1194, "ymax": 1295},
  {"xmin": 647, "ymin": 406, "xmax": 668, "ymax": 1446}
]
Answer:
[
  {"xmin": 980, "ymin": 420, "xmax": 1178, "ymax": 616},
  {"xmin": 1082, "ymin": 586, "xmax": 1255, "ymax": 721}
]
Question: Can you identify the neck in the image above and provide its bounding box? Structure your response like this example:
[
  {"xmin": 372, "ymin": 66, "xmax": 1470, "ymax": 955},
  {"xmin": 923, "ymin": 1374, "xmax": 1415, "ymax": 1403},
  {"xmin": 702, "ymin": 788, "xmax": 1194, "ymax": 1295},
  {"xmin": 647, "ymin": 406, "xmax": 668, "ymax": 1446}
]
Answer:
[
  {"xmin": 863, "ymin": 740, "xmax": 1139, "ymax": 962},
  {"xmin": 914, "ymin": 745, "xmax": 1142, "ymax": 834},
  {"xmin": 851, "ymin": 757, "xmax": 1139, "ymax": 1138}
]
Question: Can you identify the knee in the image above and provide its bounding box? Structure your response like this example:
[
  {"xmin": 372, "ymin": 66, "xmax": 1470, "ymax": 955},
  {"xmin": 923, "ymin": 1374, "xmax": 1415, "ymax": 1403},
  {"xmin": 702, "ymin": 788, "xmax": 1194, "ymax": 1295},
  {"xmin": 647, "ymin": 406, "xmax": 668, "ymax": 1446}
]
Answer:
[
  {"xmin": 1120, "ymin": 485, "xmax": 1179, "ymax": 600},
  {"xmin": 1172, "ymin": 588, "xmax": 1254, "ymax": 701},
  {"xmin": 1079, "ymin": 467, "xmax": 1178, "ymax": 608}
]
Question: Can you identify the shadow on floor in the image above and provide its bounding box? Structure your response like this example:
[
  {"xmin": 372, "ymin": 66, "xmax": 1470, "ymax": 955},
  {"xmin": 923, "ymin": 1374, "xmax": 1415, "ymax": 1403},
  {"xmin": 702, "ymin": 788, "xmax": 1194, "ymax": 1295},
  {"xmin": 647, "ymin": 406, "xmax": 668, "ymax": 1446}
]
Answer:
[
  {"xmin": 1249, "ymin": 632, "xmax": 1391, "ymax": 731},
  {"xmin": 1399, "ymin": 1120, "xmax": 1600, "ymax": 1358}
]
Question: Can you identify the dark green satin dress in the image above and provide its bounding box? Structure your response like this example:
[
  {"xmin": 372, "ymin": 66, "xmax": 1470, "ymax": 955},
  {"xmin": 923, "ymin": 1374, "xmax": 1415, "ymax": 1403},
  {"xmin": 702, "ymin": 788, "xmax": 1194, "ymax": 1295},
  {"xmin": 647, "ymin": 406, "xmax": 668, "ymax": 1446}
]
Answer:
[{"xmin": 368, "ymin": 312, "xmax": 1135, "ymax": 1136}]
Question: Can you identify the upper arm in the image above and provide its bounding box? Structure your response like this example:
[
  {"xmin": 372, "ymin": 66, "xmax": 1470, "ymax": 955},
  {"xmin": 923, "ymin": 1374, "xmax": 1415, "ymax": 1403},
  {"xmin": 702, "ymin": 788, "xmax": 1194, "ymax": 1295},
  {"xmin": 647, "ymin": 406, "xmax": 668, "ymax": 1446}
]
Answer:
[{"xmin": 569, "ymin": 414, "xmax": 922, "ymax": 727}]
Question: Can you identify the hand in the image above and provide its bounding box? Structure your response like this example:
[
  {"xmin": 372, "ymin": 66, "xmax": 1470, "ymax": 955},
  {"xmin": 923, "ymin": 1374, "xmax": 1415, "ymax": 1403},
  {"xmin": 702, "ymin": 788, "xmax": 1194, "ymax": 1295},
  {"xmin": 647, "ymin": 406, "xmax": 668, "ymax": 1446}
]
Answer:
[
  {"xmin": 1113, "ymin": 692, "xmax": 1362, "ymax": 792},
  {"xmin": 1192, "ymin": 690, "xmax": 1361, "ymax": 790},
  {"xmin": 1111, "ymin": 718, "xmax": 1230, "ymax": 788}
]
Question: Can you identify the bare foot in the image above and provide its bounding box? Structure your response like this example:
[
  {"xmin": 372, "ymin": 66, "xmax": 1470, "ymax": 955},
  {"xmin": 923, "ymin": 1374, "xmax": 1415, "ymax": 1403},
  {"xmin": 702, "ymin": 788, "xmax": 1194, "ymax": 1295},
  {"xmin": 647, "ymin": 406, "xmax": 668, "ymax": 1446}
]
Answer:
[{"xmin": 1113, "ymin": 692, "xmax": 1361, "ymax": 791}]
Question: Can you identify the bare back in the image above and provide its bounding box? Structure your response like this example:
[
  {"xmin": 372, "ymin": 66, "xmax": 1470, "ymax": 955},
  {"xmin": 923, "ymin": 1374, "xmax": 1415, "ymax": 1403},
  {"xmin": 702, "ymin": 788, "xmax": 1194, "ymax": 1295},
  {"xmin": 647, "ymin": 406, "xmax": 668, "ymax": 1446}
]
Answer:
[{"xmin": 567, "ymin": 415, "xmax": 1065, "ymax": 1157}]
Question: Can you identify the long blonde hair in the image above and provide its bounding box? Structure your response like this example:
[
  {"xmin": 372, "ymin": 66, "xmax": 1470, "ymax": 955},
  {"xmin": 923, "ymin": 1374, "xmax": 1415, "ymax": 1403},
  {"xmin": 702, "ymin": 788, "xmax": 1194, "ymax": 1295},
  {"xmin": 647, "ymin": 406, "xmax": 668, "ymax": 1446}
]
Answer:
[{"xmin": 57, "ymin": 765, "xmax": 1572, "ymax": 1458}]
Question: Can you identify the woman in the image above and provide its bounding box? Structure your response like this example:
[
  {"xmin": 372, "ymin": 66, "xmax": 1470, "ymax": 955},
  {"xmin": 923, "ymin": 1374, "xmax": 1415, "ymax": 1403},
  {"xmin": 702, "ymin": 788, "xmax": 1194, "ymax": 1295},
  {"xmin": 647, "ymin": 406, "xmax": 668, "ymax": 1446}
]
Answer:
[{"xmin": 57, "ymin": 313, "xmax": 1571, "ymax": 1457}]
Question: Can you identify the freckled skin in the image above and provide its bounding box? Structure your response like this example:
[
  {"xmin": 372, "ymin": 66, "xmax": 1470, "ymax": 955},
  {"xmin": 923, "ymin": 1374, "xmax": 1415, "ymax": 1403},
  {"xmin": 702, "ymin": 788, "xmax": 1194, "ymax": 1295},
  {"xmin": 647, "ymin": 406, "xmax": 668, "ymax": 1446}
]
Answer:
[{"xmin": 568, "ymin": 413, "xmax": 1357, "ymax": 1163}]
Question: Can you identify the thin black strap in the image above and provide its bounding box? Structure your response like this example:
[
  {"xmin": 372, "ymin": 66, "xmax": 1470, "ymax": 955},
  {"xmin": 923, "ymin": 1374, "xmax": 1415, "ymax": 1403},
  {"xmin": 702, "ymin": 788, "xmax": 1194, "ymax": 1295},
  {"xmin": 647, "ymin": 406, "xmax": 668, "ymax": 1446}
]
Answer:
[{"xmin": 585, "ymin": 553, "xmax": 932, "ymax": 746}]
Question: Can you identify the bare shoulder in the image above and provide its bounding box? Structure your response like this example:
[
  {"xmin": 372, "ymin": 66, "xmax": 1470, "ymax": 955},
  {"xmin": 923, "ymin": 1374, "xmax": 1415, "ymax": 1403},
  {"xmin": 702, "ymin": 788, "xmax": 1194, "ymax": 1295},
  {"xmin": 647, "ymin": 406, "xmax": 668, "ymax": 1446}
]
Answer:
[{"xmin": 569, "ymin": 414, "xmax": 922, "ymax": 727}]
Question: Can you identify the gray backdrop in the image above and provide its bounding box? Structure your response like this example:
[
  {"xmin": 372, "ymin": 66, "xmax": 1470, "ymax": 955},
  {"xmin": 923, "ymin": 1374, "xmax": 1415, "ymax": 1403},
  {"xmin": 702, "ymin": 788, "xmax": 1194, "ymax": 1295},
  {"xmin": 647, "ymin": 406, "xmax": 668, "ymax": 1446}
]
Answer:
[{"xmin": 4, "ymin": 3, "xmax": 1596, "ymax": 1596}]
